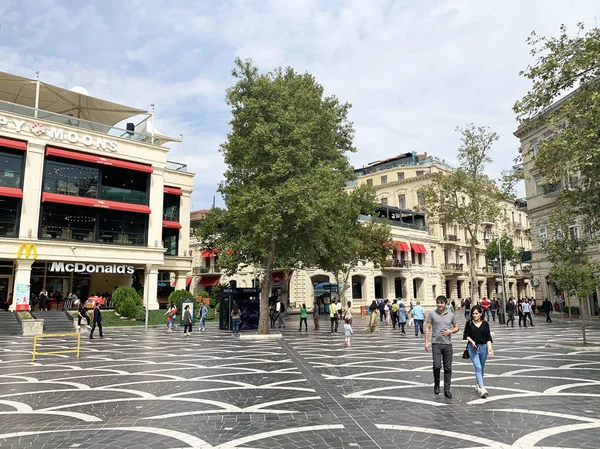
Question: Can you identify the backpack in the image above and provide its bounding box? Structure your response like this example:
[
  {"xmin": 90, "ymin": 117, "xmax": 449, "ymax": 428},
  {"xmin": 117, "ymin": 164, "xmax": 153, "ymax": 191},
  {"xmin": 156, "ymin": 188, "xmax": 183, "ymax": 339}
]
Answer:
[{"xmin": 378, "ymin": 302, "xmax": 385, "ymax": 312}]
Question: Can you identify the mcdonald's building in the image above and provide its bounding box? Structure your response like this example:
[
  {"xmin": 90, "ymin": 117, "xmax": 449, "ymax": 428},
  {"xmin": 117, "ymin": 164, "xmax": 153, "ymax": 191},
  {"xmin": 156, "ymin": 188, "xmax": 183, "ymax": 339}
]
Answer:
[{"xmin": 0, "ymin": 71, "xmax": 195, "ymax": 311}]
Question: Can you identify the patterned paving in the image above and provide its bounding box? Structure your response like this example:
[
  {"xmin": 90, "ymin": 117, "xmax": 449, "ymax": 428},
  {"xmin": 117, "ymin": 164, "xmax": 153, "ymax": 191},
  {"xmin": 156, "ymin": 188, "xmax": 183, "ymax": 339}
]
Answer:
[{"xmin": 0, "ymin": 313, "xmax": 599, "ymax": 448}]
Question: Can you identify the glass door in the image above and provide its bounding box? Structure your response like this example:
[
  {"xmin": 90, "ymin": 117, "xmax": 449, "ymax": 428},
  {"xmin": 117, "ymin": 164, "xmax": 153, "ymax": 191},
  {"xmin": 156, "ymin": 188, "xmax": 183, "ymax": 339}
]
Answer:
[{"xmin": 0, "ymin": 277, "xmax": 11, "ymax": 311}]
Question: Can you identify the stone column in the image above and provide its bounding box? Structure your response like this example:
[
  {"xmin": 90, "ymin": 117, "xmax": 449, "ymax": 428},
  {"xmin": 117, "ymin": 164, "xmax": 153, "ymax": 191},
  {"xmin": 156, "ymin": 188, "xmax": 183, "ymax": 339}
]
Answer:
[
  {"xmin": 175, "ymin": 270, "xmax": 188, "ymax": 291},
  {"xmin": 148, "ymin": 170, "xmax": 165, "ymax": 250},
  {"xmin": 144, "ymin": 265, "xmax": 160, "ymax": 310},
  {"xmin": 179, "ymin": 191, "xmax": 191, "ymax": 258},
  {"xmin": 19, "ymin": 143, "xmax": 45, "ymax": 239},
  {"xmin": 10, "ymin": 259, "xmax": 34, "ymax": 311}
]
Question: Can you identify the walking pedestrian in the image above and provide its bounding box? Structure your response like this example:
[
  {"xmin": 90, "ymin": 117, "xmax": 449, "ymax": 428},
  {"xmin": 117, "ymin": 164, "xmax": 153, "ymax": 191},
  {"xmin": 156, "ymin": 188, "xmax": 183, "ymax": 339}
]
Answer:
[
  {"xmin": 506, "ymin": 298, "xmax": 515, "ymax": 327},
  {"xmin": 343, "ymin": 301, "xmax": 353, "ymax": 325},
  {"xmin": 464, "ymin": 297, "xmax": 471, "ymax": 320},
  {"xmin": 198, "ymin": 302, "xmax": 208, "ymax": 332},
  {"xmin": 164, "ymin": 304, "xmax": 177, "ymax": 331},
  {"xmin": 313, "ymin": 300, "xmax": 320, "ymax": 330},
  {"xmin": 384, "ymin": 300, "xmax": 391, "ymax": 326},
  {"xmin": 490, "ymin": 298, "xmax": 498, "ymax": 321},
  {"xmin": 378, "ymin": 299, "xmax": 385, "ymax": 322},
  {"xmin": 89, "ymin": 302, "xmax": 103, "ymax": 339},
  {"xmin": 276, "ymin": 299, "xmax": 286, "ymax": 328},
  {"xmin": 39, "ymin": 288, "xmax": 48, "ymax": 312},
  {"xmin": 481, "ymin": 297, "xmax": 491, "ymax": 321},
  {"xmin": 365, "ymin": 300, "xmax": 378, "ymax": 333},
  {"xmin": 76, "ymin": 299, "xmax": 90, "ymax": 330},
  {"xmin": 521, "ymin": 299, "xmax": 534, "ymax": 327},
  {"xmin": 336, "ymin": 299, "xmax": 343, "ymax": 322},
  {"xmin": 397, "ymin": 301, "xmax": 408, "ymax": 335},
  {"xmin": 518, "ymin": 299, "xmax": 525, "ymax": 327},
  {"xmin": 542, "ymin": 298, "xmax": 552, "ymax": 323},
  {"xmin": 344, "ymin": 318, "xmax": 353, "ymax": 347},
  {"xmin": 412, "ymin": 300, "xmax": 425, "ymax": 337},
  {"xmin": 424, "ymin": 296, "xmax": 459, "ymax": 398},
  {"xmin": 329, "ymin": 301, "xmax": 339, "ymax": 334},
  {"xmin": 182, "ymin": 305, "xmax": 193, "ymax": 336},
  {"xmin": 391, "ymin": 299, "xmax": 399, "ymax": 328},
  {"xmin": 231, "ymin": 304, "xmax": 241, "ymax": 336},
  {"xmin": 299, "ymin": 303, "xmax": 308, "ymax": 332},
  {"xmin": 463, "ymin": 305, "xmax": 494, "ymax": 398}
]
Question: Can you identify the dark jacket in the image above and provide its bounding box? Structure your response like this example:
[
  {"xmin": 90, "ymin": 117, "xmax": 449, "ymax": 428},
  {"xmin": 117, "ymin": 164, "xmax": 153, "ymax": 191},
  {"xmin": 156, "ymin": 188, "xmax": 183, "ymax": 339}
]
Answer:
[
  {"xmin": 93, "ymin": 307, "xmax": 101, "ymax": 323},
  {"xmin": 542, "ymin": 300, "xmax": 552, "ymax": 312},
  {"xmin": 506, "ymin": 301, "xmax": 516, "ymax": 313},
  {"xmin": 183, "ymin": 310, "xmax": 192, "ymax": 324}
]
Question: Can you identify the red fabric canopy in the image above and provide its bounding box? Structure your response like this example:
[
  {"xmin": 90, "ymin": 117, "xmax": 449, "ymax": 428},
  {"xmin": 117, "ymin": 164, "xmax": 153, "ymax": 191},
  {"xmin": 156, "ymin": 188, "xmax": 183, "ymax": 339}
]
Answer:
[
  {"xmin": 186, "ymin": 276, "xmax": 192, "ymax": 287},
  {"xmin": 162, "ymin": 220, "xmax": 182, "ymax": 229},
  {"xmin": 199, "ymin": 275, "xmax": 221, "ymax": 286},
  {"xmin": 394, "ymin": 241, "xmax": 410, "ymax": 252},
  {"xmin": 410, "ymin": 243, "xmax": 424, "ymax": 254},
  {"xmin": 0, "ymin": 137, "xmax": 27, "ymax": 151},
  {"xmin": 164, "ymin": 186, "xmax": 182, "ymax": 196},
  {"xmin": 46, "ymin": 146, "xmax": 153, "ymax": 173},
  {"xmin": 418, "ymin": 244, "xmax": 428, "ymax": 254},
  {"xmin": 0, "ymin": 186, "xmax": 23, "ymax": 199},
  {"xmin": 201, "ymin": 248, "xmax": 218, "ymax": 258},
  {"xmin": 42, "ymin": 192, "xmax": 151, "ymax": 214}
]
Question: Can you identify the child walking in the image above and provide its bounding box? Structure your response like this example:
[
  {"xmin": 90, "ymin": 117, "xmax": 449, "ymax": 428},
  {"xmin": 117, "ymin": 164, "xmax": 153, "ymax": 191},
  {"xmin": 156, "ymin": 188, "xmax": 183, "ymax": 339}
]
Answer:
[
  {"xmin": 299, "ymin": 303, "xmax": 308, "ymax": 331},
  {"xmin": 344, "ymin": 318, "xmax": 353, "ymax": 347}
]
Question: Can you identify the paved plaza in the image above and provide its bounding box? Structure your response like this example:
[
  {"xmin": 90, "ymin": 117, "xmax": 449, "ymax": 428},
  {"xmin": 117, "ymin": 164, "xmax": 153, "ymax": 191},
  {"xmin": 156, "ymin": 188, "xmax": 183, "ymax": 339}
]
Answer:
[{"xmin": 1, "ymin": 314, "xmax": 599, "ymax": 449}]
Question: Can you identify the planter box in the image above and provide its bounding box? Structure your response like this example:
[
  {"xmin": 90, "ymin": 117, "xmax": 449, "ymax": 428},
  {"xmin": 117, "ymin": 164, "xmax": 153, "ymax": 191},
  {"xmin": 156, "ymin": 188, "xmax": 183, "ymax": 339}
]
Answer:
[
  {"xmin": 564, "ymin": 314, "xmax": 580, "ymax": 319},
  {"xmin": 22, "ymin": 319, "xmax": 44, "ymax": 336}
]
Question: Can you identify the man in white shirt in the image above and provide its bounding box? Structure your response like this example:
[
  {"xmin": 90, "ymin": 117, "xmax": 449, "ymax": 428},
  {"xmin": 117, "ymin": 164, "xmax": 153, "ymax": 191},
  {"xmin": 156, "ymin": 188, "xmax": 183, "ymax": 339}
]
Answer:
[
  {"xmin": 276, "ymin": 300, "xmax": 286, "ymax": 328},
  {"xmin": 521, "ymin": 300, "xmax": 534, "ymax": 327}
]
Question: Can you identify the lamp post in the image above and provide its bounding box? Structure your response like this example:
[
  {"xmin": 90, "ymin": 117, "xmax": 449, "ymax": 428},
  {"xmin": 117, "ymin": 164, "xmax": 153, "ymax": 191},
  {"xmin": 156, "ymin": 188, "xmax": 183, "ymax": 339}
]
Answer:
[{"xmin": 497, "ymin": 234, "xmax": 508, "ymax": 319}]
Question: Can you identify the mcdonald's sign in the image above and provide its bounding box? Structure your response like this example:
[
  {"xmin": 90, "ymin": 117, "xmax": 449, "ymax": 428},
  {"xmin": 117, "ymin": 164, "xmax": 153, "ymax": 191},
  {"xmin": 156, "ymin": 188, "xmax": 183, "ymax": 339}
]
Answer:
[{"xmin": 17, "ymin": 243, "xmax": 37, "ymax": 260}]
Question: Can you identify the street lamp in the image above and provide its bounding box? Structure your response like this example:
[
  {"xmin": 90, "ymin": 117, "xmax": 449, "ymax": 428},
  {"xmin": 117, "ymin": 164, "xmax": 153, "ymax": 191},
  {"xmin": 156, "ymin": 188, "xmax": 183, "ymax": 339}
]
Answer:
[{"xmin": 494, "ymin": 234, "xmax": 508, "ymax": 321}]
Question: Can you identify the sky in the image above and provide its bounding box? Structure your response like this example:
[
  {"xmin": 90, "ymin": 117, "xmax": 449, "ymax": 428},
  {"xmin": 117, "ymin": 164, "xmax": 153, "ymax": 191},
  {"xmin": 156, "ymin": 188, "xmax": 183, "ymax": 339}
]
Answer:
[{"xmin": 1, "ymin": 0, "xmax": 598, "ymax": 210}]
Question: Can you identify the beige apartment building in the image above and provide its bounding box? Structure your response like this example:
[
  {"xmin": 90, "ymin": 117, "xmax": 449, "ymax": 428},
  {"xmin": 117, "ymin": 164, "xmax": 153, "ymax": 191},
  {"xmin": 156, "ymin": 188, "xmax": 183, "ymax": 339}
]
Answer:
[
  {"xmin": 190, "ymin": 152, "xmax": 532, "ymax": 311},
  {"xmin": 515, "ymin": 99, "xmax": 600, "ymax": 316}
]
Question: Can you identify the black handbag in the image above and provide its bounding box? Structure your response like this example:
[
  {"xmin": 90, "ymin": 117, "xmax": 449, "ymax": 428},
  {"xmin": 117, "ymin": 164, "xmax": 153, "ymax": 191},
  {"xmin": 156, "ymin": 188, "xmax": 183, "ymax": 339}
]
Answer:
[{"xmin": 462, "ymin": 345, "xmax": 470, "ymax": 359}]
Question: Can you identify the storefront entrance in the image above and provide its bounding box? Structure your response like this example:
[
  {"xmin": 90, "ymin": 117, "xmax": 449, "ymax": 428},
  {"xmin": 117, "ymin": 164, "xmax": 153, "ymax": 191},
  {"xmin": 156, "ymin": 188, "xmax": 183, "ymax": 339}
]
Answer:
[{"xmin": 0, "ymin": 276, "xmax": 10, "ymax": 310}]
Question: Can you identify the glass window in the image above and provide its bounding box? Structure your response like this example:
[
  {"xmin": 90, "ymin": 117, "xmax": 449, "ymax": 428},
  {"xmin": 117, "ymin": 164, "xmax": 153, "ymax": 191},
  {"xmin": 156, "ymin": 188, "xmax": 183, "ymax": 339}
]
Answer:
[
  {"xmin": 41, "ymin": 203, "xmax": 96, "ymax": 241},
  {"xmin": 100, "ymin": 166, "xmax": 148, "ymax": 205},
  {"xmin": 535, "ymin": 174, "xmax": 543, "ymax": 194},
  {"xmin": 44, "ymin": 160, "xmax": 99, "ymax": 198},
  {"xmin": 539, "ymin": 226, "xmax": 547, "ymax": 240},
  {"xmin": 381, "ymin": 197, "xmax": 388, "ymax": 205},
  {"xmin": 416, "ymin": 170, "xmax": 424, "ymax": 176},
  {"xmin": 98, "ymin": 210, "xmax": 146, "ymax": 245},
  {"xmin": 381, "ymin": 175, "xmax": 388, "ymax": 184},
  {"xmin": 398, "ymin": 194, "xmax": 406, "ymax": 209},
  {"xmin": 417, "ymin": 191, "xmax": 425, "ymax": 206},
  {"xmin": 0, "ymin": 197, "xmax": 19, "ymax": 237},
  {"xmin": 531, "ymin": 138, "xmax": 539, "ymax": 156},
  {"xmin": 163, "ymin": 193, "xmax": 180, "ymax": 221},
  {"xmin": 397, "ymin": 172, "xmax": 404, "ymax": 181},
  {"xmin": 162, "ymin": 227, "xmax": 179, "ymax": 256},
  {"xmin": 366, "ymin": 179, "xmax": 373, "ymax": 186},
  {"xmin": 0, "ymin": 149, "xmax": 24, "ymax": 189}
]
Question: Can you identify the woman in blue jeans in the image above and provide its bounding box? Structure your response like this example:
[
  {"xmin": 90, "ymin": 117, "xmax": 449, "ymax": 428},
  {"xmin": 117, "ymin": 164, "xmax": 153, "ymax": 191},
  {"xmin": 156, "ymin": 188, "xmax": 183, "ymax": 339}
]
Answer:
[
  {"xmin": 231, "ymin": 305, "xmax": 241, "ymax": 336},
  {"xmin": 463, "ymin": 305, "xmax": 494, "ymax": 398}
]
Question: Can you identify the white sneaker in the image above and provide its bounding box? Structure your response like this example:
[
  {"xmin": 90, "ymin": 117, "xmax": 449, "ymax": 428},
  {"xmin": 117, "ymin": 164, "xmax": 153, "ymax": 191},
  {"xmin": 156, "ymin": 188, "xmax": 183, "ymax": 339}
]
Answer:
[
  {"xmin": 475, "ymin": 385, "xmax": 481, "ymax": 394},
  {"xmin": 480, "ymin": 387, "xmax": 489, "ymax": 398}
]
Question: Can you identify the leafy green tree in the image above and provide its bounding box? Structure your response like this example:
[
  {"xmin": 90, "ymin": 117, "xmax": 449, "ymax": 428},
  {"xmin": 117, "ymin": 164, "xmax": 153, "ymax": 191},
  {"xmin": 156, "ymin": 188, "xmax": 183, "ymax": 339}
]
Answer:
[
  {"xmin": 203, "ymin": 58, "xmax": 357, "ymax": 334},
  {"xmin": 112, "ymin": 286, "xmax": 141, "ymax": 317},
  {"xmin": 315, "ymin": 185, "xmax": 392, "ymax": 302},
  {"xmin": 514, "ymin": 23, "xmax": 600, "ymax": 230},
  {"xmin": 541, "ymin": 211, "xmax": 598, "ymax": 344},
  {"xmin": 485, "ymin": 234, "xmax": 519, "ymax": 268},
  {"xmin": 420, "ymin": 124, "xmax": 506, "ymax": 303},
  {"xmin": 168, "ymin": 289, "xmax": 194, "ymax": 311}
]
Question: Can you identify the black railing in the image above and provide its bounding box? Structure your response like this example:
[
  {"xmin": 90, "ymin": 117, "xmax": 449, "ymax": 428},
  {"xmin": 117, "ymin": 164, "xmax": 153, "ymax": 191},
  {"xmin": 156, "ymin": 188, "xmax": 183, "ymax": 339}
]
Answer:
[{"xmin": 443, "ymin": 263, "xmax": 464, "ymax": 271}]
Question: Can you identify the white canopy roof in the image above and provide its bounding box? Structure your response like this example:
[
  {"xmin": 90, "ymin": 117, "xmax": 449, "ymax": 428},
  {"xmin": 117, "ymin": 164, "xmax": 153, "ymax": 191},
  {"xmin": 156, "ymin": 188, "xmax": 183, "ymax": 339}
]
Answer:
[{"xmin": 0, "ymin": 71, "xmax": 147, "ymax": 126}]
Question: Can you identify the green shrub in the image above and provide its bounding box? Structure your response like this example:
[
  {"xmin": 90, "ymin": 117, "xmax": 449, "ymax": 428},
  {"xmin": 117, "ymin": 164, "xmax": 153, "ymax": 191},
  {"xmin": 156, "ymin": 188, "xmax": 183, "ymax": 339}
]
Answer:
[
  {"xmin": 119, "ymin": 297, "xmax": 139, "ymax": 318},
  {"xmin": 561, "ymin": 306, "xmax": 581, "ymax": 314},
  {"xmin": 198, "ymin": 291, "xmax": 209, "ymax": 298},
  {"xmin": 205, "ymin": 306, "xmax": 215, "ymax": 321},
  {"xmin": 112, "ymin": 286, "xmax": 141, "ymax": 313},
  {"xmin": 134, "ymin": 307, "xmax": 146, "ymax": 321},
  {"xmin": 168, "ymin": 289, "xmax": 195, "ymax": 310}
]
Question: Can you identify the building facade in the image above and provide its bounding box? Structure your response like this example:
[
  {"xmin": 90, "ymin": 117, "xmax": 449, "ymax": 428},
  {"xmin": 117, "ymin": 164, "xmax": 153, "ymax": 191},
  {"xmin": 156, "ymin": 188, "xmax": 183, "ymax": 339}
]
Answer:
[
  {"xmin": 190, "ymin": 152, "xmax": 532, "ymax": 310},
  {"xmin": 515, "ymin": 105, "xmax": 600, "ymax": 316},
  {"xmin": 0, "ymin": 72, "xmax": 194, "ymax": 311}
]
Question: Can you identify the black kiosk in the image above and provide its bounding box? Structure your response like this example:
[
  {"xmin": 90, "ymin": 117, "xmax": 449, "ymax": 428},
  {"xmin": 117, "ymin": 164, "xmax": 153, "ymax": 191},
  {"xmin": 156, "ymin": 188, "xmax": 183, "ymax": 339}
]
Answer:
[{"xmin": 219, "ymin": 288, "xmax": 260, "ymax": 331}]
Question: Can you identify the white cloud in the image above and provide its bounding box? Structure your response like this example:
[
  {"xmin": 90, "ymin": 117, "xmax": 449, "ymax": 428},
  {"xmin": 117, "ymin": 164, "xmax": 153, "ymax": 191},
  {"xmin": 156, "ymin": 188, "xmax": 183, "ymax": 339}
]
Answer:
[{"xmin": 1, "ymin": 0, "xmax": 599, "ymax": 206}]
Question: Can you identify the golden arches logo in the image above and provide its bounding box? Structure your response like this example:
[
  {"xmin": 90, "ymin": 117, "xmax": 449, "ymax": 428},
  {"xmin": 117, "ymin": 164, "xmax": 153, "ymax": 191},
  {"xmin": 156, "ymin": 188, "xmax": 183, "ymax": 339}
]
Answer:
[{"xmin": 17, "ymin": 243, "xmax": 37, "ymax": 259}]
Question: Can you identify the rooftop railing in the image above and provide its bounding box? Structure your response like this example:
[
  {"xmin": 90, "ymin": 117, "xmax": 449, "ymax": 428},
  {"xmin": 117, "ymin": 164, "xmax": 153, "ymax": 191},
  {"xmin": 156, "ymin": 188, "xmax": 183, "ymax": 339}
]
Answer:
[
  {"xmin": 166, "ymin": 161, "xmax": 188, "ymax": 172},
  {"xmin": 0, "ymin": 99, "xmax": 172, "ymax": 146},
  {"xmin": 359, "ymin": 214, "xmax": 427, "ymax": 231}
]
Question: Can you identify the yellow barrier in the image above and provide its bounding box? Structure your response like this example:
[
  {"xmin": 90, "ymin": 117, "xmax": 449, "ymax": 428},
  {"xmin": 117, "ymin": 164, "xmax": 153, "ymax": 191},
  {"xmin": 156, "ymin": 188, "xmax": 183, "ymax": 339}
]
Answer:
[{"xmin": 32, "ymin": 333, "xmax": 81, "ymax": 362}]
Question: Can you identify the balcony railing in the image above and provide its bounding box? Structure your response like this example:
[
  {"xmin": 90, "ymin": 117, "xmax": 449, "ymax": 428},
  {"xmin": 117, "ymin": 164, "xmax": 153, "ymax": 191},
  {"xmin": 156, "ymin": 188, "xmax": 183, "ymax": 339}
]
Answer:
[
  {"xmin": 484, "ymin": 266, "xmax": 501, "ymax": 274},
  {"xmin": 444, "ymin": 234, "xmax": 458, "ymax": 242},
  {"xmin": 359, "ymin": 214, "xmax": 426, "ymax": 231},
  {"xmin": 193, "ymin": 265, "xmax": 220, "ymax": 275},
  {"xmin": 384, "ymin": 259, "xmax": 413, "ymax": 269},
  {"xmin": 443, "ymin": 263, "xmax": 464, "ymax": 271},
  {"xmin": 482, "ymin": 217, "xmax": 496, "ymax": 224},
  {"xmin": 0, "ymin": 99, "xmax": 174, "ymax": 147},
  {"xmin": 514, "ymin": 222, "xmax": 523, "ymax": 230},
  {"xmin": 166, "ymin": 161, "xmax": 188, "ymax": 172}
]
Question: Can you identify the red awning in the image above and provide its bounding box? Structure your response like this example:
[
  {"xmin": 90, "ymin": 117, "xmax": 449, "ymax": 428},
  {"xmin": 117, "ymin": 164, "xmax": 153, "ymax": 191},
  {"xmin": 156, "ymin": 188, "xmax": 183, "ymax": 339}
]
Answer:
[
  {"xmin": 272, "ymin": 272, "xmax": 285, "ymax": 284},
  {"xmin": 394, "ymin": 241, "xmax": 410, "ymax": 252},
  {"xmin": 201, "ymin": 248, "xmax": 219, "ymax": 258},
  {"xmin": 199, "ymin": 275, "xmax": 221, "ymax": 286},
  {"xmin": 0, "ymin": 137, "xmax": 27, "ymax": 151},
  {"xmin": 42, "ymin": 192, "xmax": 151, "ymax": 214},
  {"xmin": 164, "ymin": 186, "xmax": 182, "ymax": 196},
  {"xmin": 46, "ymin": 147, "xmax": 153, "ymax": 173},
  {"xmin": 186, "ymin": 276, "xmax": 192, "ymax": 287},
  {"xmin": 410, "ymin": 243, "xmax": 423, "ymax": 254},
  {"xmin": 418, "ymin": 244, "xmax": 428, "ymax": 254},
  {"xmin": 0, "ymin": 186, "xmax": 23, "ymax": 198},
  {"xmin": 162, "ymin": 220, "xmax": 182, "ymax": 229}
]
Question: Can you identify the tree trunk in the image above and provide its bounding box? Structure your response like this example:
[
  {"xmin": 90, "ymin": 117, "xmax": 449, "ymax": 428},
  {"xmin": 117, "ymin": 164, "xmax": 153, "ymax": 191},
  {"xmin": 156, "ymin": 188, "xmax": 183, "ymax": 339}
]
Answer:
[
  {"xmin": 579, "ymin": 299, "xmax": 587, "ymax": 344},
  {"xmin": 258, "ymin": 237, "xmax": 276, "ymax": 334},
  {"xmin": 469, "ymin": 241, "xmax": 479, "ymax": 303}
]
